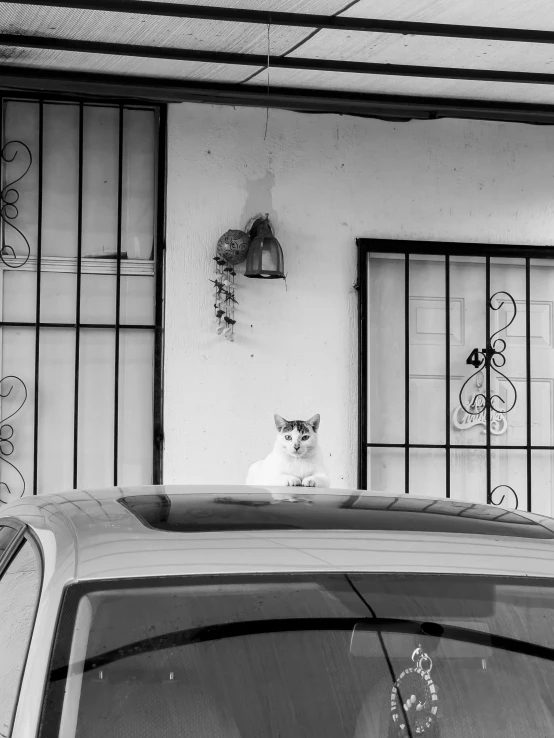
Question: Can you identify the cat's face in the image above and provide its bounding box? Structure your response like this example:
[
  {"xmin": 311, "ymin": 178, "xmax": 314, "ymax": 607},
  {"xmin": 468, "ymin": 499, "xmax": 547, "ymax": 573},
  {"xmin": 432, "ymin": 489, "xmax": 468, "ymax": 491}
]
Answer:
[{"xmin": 274, "ymin": 414, "xmax": 320, "ymax": 458}]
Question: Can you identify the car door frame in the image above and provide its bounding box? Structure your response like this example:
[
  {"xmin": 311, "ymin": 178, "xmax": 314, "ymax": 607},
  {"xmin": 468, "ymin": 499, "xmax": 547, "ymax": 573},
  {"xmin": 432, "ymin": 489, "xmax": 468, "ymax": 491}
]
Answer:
[
  {"xmin": 0, "ymin": 518, "xmax": 27, "ymax": 575},
  {"xmin": 0, "ymin": 517, "xmax": 44, "ymax": 737}
]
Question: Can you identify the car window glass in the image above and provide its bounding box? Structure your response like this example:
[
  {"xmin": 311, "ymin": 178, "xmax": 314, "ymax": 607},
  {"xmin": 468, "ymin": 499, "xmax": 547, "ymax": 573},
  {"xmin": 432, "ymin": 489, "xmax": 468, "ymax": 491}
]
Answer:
[
  {"xmin": 0, "ymin": 540, "xmax": 40, "ymax": 736},
  {"xmin": 41, "ymin": 574, "xmax": 554, "ymax": 738}
]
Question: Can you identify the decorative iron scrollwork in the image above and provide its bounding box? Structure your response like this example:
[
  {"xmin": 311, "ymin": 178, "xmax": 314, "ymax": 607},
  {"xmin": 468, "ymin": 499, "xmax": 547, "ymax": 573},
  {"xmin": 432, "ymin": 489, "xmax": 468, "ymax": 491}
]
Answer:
[
  {"xmin": 490, "ymin": 485, "xmax": 519, "ymax": 510},
  {"xmin": 456, "ymin": 291, "xmax": 520, "ymax": 510},
  {"xmin": 0, "ymin": 376, "xmax": 27, "ymax": 503},
  {"xmin": 1, "ymin": 141, "xmax": 32, "ymax": 268},
  {"xmin": 458, "ymin": 291, "xmax": 517, "ymax": 416}
]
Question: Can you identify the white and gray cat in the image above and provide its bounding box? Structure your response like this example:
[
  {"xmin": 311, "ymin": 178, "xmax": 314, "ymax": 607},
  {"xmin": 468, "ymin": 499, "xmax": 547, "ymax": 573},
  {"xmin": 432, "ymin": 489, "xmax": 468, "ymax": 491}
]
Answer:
[{"xmin": 246, "ymin": 414, "xmax": 330, "ymax": 487}]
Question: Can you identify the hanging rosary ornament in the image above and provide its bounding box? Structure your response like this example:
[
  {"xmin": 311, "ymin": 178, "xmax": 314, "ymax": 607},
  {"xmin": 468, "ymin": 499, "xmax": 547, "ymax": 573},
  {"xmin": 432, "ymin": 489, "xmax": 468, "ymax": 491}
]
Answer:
[
  {"xmin": 390, "ymin": 645, "xmax": 438, "ymax": 736},
  {"xmin": 211, "ymin": 229, "xmax": 250, "ymax": 342},
  {"xmin": 211, "ymin": 258, "xmax": 237, "ymax": 342}
]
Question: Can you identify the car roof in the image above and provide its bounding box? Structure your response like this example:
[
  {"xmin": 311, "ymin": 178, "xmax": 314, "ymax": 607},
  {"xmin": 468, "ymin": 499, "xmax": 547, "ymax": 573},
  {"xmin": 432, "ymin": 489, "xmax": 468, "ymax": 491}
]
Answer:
[{"xmin": 2, "ymin": 485, "xmax": 554, "ymax": 582}]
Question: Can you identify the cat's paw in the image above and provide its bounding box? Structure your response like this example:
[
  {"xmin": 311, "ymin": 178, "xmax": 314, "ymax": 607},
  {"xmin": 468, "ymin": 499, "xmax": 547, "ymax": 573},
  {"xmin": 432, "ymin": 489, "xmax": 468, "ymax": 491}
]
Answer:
[
  {"xmin": 302, "ymin": 476, "xmax": 319, "ymax": 487},
  {"xmin": 283, "ymin": 475, "xmax": 302, "ymax": 486}
]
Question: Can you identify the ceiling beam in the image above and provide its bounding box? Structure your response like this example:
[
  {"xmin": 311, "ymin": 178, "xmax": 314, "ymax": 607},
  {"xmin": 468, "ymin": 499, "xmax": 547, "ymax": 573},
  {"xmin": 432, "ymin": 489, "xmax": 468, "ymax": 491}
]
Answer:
[
  {"xmin": 3, "ymin": 0, "xmax": 554, "ymax": 45},
  {"xmin": 2, "ymin": 34, "xmax": 554, "ymax": 86},
  {"xmin": 1, "ymin": 64, "xmax": 554, "ymax": 125}
]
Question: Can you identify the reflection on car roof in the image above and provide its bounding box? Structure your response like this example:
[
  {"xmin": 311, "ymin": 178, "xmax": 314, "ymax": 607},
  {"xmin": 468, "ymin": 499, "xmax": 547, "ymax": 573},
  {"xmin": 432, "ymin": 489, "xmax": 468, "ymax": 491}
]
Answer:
[{"xmin": 118, "ymin": 492, "xmax": 554, "ymax": 539}]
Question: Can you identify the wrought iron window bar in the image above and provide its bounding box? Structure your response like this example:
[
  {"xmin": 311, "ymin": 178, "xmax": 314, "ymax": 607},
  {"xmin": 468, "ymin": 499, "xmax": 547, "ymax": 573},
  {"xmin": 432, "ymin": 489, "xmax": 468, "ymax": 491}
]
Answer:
[
  {"xmin": 357, "ymin": 239, "xmax": 554, "ymax": 512},
  {"xmin": 0, "ymin": 97, "xmax": 166, "ymax": 501}
]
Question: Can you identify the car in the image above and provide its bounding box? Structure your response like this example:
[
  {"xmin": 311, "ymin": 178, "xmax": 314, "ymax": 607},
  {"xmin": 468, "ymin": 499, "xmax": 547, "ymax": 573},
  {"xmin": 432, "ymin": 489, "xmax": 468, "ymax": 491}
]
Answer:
[{"xmin": 1, "ymin": 485, "xmax": 554, "ymax": 738}]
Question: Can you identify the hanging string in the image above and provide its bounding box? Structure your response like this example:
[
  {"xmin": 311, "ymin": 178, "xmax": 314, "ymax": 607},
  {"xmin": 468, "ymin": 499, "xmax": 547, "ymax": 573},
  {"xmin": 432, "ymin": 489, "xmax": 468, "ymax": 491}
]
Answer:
[{"xmin": 264, "ymin": 22, "xmax": 271, "ymax": 140}]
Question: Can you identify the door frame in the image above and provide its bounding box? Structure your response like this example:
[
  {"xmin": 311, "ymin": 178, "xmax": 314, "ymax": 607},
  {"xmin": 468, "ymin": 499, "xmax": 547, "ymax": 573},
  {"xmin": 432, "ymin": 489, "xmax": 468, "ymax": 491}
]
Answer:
[{"xmin": 357, "ymin": 238, "xmax": 554, "ymax": 507}]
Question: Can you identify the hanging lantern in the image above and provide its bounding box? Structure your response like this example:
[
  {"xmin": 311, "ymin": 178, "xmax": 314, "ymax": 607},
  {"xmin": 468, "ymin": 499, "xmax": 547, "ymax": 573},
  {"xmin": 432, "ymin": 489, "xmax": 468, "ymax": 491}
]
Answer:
[{"xmin": 244, "ymin": 214, "xmax": 285, "ymax": 279}]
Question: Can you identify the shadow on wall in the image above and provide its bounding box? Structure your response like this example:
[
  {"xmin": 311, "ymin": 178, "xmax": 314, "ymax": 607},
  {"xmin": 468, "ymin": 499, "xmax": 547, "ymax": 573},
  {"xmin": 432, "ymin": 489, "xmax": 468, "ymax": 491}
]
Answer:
[{"xmin": 240, "ymin": 171, "xmax": 278, "ymax": 234}]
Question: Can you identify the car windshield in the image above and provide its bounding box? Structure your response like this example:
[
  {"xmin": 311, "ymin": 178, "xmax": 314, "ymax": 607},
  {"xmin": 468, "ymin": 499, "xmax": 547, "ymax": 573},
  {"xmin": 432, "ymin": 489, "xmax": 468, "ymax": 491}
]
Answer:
[{"xmin": 41, "ymin": 573, "xmax": 554, "ymax": 737}]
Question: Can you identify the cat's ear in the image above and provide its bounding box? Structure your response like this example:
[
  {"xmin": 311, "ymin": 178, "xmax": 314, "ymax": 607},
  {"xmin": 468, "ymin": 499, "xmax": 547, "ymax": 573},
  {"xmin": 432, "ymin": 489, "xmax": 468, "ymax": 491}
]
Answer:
[
  {"xmin": 274, "ymin": 414, "xmax": 288, "ymax": 431},
  {"xmin": 307, "ymin": 414, "xmax": 320, "ymax": 432}
]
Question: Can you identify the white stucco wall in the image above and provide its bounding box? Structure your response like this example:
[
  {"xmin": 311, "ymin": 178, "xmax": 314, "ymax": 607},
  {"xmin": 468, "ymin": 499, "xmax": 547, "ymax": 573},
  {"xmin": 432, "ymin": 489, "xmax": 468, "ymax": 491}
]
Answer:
[{"xmin": 165, "ymin": 102, "xmax": 554, "ymax": 488}]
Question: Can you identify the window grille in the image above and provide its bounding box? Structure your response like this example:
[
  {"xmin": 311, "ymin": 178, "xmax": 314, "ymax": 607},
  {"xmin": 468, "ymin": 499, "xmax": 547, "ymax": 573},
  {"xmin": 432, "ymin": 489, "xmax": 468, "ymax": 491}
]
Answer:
[
  {"xmin": 358, "ymin": 239, "xmax": 554, "ymax": 515},
  {"xmin": 0, "ymin": 96, "xmax": 165, "ymax": 500}
]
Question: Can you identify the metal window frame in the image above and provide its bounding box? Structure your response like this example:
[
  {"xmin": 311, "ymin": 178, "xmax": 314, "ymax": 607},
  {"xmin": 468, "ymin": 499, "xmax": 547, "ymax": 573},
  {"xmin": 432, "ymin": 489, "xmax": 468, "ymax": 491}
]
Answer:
[
  {"xmin": 357, "ymin": 238, "xmax": 554, "ymax": 509},
  {"xmin": 0, "ymin": 94, "xmax": 166, "ymax": 494}
]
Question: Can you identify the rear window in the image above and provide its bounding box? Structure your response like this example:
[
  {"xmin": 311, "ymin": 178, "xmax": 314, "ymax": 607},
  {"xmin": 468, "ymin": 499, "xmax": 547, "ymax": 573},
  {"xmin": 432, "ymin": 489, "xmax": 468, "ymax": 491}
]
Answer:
[{"xmin": 40, "ymin": 572, "xmax": 554, "ymax": 738}]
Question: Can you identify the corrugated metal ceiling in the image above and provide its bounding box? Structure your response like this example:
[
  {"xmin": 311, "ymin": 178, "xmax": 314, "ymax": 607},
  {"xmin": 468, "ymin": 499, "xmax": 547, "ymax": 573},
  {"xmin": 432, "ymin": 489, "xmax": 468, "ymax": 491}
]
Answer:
[
  {"xmin": 288, "ymin": 31, "xmax": 554, "ymax": 76},
  {"xmin": 2, "ymin": 0, "xmax": 554, "ymax": 122},
  {"xmin": 340, "ymin": 0, "xmax": 554, "ymax": 31},
  {"xmin": 1, "ymin": 46, "xmax": 258, "ymax": 81},
  {"xmin": 0, "ymin": 4, "xmax": 326, "ymax": 54}
]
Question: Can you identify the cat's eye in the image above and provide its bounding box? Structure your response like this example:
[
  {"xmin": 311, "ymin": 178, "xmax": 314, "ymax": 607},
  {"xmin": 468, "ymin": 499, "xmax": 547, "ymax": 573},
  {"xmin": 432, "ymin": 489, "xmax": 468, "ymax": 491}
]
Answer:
[
  {"xmin": 285, "ymin": 435, "xmax": 292, "ymax": 441},
  {"xmin": 302, "ymin": 435, "xmax": 310, "ymax": 441}
]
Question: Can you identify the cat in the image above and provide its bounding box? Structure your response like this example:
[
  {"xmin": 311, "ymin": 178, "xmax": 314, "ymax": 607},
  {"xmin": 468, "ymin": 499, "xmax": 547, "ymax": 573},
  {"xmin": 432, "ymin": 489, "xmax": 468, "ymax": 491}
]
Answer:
[{"xmin": 246, "ymin": 414, "xmax": 330, "ymax": 488}]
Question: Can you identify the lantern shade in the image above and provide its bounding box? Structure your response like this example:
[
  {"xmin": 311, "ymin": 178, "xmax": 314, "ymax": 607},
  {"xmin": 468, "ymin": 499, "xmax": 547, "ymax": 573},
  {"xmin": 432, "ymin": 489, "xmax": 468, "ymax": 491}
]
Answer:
[{"xmin": 244, "ymin": 217, "xmax": 285, "ymax": 279}]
